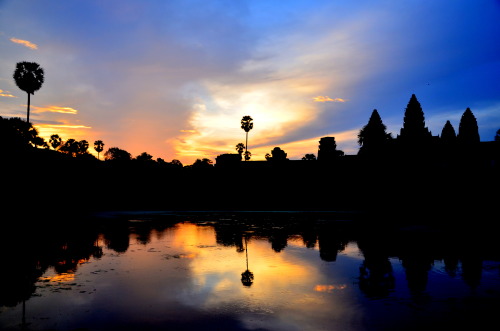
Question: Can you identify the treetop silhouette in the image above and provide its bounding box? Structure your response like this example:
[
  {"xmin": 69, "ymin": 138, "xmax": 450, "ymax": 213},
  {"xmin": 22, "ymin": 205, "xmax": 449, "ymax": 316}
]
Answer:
[
  {"xmin": 13, "ymin": 61, "xmax": 45, "ymax": 123},
  {"xmin": 94, "ymin": 140, "xmax": 104, "ymax": 160}
]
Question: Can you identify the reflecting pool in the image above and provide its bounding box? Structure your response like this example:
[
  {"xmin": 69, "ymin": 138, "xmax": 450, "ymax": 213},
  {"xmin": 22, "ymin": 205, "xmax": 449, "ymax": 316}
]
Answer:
[{"xmin": 1, "ymin": 212, "xmax": 499, "ymax": 330}]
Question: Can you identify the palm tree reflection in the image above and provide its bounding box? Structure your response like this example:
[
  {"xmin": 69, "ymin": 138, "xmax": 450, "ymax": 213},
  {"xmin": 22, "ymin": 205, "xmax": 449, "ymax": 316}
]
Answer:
[{"xmin": 241, "ymin": 235, "xmax": 254, "ymax": 287}]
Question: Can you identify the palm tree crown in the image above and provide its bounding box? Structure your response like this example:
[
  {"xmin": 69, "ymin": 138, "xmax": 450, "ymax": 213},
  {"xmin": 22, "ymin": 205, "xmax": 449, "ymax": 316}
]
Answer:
[
  {"xmin": 13, "ymin": 61, "xmax": 45, "ymax": 123},
  {"xmin": 94, "ymin": 140, "xmax": 105, "ymax": 160}
]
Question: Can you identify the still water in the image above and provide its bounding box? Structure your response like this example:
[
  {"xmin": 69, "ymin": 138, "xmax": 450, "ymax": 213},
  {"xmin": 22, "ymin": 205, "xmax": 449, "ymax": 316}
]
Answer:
[{"xmin": 1, "ymin": 212, "xmax": 499, "ymax": 330}]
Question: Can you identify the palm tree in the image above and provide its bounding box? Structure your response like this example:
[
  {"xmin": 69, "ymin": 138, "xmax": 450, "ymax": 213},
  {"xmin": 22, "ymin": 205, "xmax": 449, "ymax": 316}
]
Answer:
[
  {"xmin": 13, "ymin": 62, "xmax": 45, "ymax": 123},
  {"xmin": 241, "ymin": 115, "xmax": 253, "ymax": 160},
  {"xmin": 241, "ymin": 236, "xmax": 254, "ymax": 287},
  {"xmin": 49, "ymin": 134, "xmax": 62, "ymax": 150},
  {"xmin": 77, "ymin": 140, "xmax": 89, "ymax": 154},
  {"xmin": 235, "ymin": 142, "xmax": 245, "ymax": 156},
  {"xmin": 59, "ymin": 139, "xmax": 79, "ymax": 157},
  {"xmin": 94, "ymin": 140, "xmax": 104, "ymax": 160}
]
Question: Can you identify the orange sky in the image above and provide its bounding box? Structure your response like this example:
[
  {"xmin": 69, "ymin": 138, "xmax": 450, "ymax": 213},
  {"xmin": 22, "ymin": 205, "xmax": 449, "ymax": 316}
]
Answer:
[{"xmin": 1, "ymin": 1, "xmax": 499, "ymax": 165}]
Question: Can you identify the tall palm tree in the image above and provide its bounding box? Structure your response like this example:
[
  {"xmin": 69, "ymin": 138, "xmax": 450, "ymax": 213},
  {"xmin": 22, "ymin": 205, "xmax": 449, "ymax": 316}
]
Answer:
[
  {"xmin": 241, "ymin": 236, "xmax": 254, "ymax": 287},
  {"xmin": 240, "ymin": 115, "xmax": 253, "ymax": 160},
  {"xmin": 13, "ymin": 61, "xmax": 45, "ymax": 123},
  {"xmin": 94, "ymin": 140, "xmax": 104, "ymax": 160}
]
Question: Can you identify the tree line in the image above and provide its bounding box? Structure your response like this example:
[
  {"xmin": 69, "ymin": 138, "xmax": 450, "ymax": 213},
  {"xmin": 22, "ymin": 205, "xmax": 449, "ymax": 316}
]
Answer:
[{"xmin": 5, "ymin": 60, "xmax": 500, "ymax": 169}]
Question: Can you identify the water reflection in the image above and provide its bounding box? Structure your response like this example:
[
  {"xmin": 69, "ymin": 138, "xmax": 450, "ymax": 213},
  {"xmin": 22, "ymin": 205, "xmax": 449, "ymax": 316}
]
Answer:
[
  {"xmin": 241, "ymin": 236, "xmax": 254, "ymax": 287},
  {"xmin": 1, "ymin": 213, "xmax": 499, "ymax": 330}
]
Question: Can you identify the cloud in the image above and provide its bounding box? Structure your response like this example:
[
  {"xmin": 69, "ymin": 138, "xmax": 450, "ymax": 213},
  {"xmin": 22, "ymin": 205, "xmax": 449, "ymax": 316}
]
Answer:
[
  {"xmin": 0, "ymin": 89, "xmax": 17, "ymax": 98},
  {"xmin": 34, "ymin": 122, "xmax": 92, "ymax": 142},
  {"xmin": 9, "ymin": 37, "xmax": 38, "ymax": 50},
  {"xmin": 313, "ymin": 96, "xmax": 347, "ymax": 103},
  {"xmin": 31, "ymin": 105, "xmax": 78, "ymax": 114}
]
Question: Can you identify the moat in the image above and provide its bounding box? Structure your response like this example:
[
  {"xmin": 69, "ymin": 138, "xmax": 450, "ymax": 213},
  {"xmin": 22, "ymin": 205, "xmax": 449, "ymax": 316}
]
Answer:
[{"xmin": 1, "ymin": 211, "xmax": 499, "ymax": 331}]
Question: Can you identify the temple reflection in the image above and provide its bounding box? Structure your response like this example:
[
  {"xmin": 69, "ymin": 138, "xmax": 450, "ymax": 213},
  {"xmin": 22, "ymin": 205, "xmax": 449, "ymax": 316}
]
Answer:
[{"xmin": 2, "ymin": 213, "xmax": 498, "ymax": 316}]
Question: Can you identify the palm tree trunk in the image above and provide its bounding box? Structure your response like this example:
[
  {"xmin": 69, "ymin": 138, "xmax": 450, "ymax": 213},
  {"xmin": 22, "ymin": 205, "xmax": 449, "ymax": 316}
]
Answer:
[
  {"xmin": 26, "ymin": 92, "xmax": 30, "ymax": 123},
  {"xmin": 245, "ymin": 237, "xmax": 249, "ymax": 270},
  {"xmin": 245, "ymin": 132, "xmax": 248, "ymax": 161}
]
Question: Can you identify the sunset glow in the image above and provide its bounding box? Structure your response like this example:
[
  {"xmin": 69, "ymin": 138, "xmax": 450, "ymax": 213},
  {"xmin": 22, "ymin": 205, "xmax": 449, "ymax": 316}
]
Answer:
[
  {"xmin": 31, "ymin": 105, "xmax": 79, "ymax": 114},
  {"xmin": 0, "ymin": 1, "xmax": 498, "ymax": 165}
]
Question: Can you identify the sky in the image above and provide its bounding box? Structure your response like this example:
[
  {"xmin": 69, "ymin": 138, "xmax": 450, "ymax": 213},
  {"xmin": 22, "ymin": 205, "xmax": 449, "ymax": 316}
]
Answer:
[{"xmin": 1, "ymin": 0, "xmax": 499, "ymax": 164}]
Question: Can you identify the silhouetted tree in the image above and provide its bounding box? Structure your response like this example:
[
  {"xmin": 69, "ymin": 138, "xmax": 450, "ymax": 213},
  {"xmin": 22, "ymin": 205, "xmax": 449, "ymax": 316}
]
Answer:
[
  {"xmin": 317, "ymin": 137, "xmax": 344, "ymax": 161},
  {"xmin": 267, "ymin": 147, "xmax": 288, "ymax": 161},
  {"xmin": 457, "ymin": 108, "xmax": 480, "ymax": 145},
  {"xmin": 302, "ymin": 153, "xmax": 316, "ymax": 160},
  {"xmin": 49, "ymin": 134, "xmax": 62, "ymax": 150},
  {"xmin": 58, "ymin": 139, "xmax": 89, "ymax": 157},
  {"xmin": 78, "ymin": 140, "xmax": 89, "ymax": 154},
  {"xmin": 135, "ymin": 152, "xmax": 154, "ymax": 161},
  {"xmin": 170, "ymin": 159, "xmax": 183, "ymax": 168},
  {"xmin": 495, "ymin": 129, "xmax": 500, "ymax": 142},
  {"xmin": 94, "ymin": 140, "xmax": 104, "ymax": 160},
  {"xmin": 236, "ymin": 142, "xmax": 245, "ymax": 156},
  {"xmin": 0, "ymin": 117, "xmax": 46, "ymax": 151},
  {"xmin": 241, "ymin": 116, "xmax": 253, "ymax": 160},
  {"xmin": 244, "ymin": 150, "xmax": 251, "ymax": 161},
  {"xmin": 398, "ymin": 94, "xmax": 432, "ymax": 143},
  {"xmin": 440, "ymin": 120, "xmax": 457, "ymax": 144},
  {"xmin": 13, "ymin": 62, "xmax": 44, "ymax": 123},
  {"xmin": 265, "ymin": 153, "xmax": 271, "ymax": 161},
  {"xmin": 358, "ymin": 109, "xmax": 392, "ymax": 157},
  {"xmin": 192, "ymin": 158, "xmax": 213, "ymax": 169},
  {"xmin": 104, "ymin": 147, "xmax": 132, "ymax": 161},
  {"xmin": 59, "ymin": 139, "xmax": 79, "ymax": 157}
]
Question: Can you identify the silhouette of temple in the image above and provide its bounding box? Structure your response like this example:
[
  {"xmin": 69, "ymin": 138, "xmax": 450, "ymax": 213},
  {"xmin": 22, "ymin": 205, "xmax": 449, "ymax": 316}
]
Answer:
[{"xmin": 215, "ymin": 94, "xmax": 500, "ymax": 169}]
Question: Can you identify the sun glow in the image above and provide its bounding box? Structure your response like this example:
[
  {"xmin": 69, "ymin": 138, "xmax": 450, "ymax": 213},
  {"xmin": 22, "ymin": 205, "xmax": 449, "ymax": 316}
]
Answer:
[{"xmin": 175, "ymin": 84, "xmax": 322, "ymax": 162}]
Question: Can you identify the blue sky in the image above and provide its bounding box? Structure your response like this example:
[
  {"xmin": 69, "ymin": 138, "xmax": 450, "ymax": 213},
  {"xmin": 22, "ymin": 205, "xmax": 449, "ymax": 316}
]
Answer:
[{"xmin": 1, "ymin": 0, "xmax": 499, "ymax": 163}]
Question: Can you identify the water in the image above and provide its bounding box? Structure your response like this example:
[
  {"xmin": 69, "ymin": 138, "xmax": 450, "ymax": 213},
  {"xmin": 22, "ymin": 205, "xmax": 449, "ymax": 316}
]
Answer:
[{"xmin": 1, "ymin": 212, "xmax": 499, "ymax": 330}]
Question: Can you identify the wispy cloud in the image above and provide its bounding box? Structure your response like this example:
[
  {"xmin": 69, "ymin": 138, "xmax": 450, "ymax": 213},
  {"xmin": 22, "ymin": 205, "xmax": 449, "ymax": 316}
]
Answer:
[
  {"xmin": 0, "ymin": 89, "xmax": 17, "ymax": 98},
  {"xmin": 31, "ymin": 105, "xmax": 78, "ymax": 114},
  {"xmin": 313, "ymin": 96, "xmax": 347, "ymax": 103},
  {"xmin": 35, "ymin": 123, "xmax": 92, "ymax": 141},
  {"xmin": 10, "ymin": 37, "xmax": 38, "ymax": 50}
]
